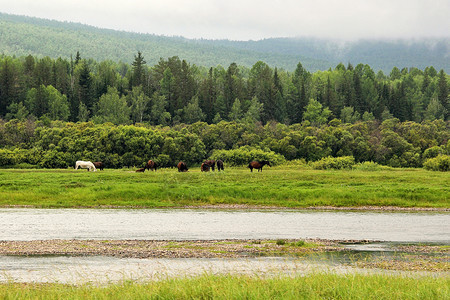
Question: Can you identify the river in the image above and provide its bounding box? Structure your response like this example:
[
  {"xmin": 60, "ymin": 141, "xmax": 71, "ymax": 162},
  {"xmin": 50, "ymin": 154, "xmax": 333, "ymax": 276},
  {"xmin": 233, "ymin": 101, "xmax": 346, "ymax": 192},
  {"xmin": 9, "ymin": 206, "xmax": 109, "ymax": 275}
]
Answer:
[{"xmin": 1, "ymin": 208, "xmax": 449, "ymax": 243}]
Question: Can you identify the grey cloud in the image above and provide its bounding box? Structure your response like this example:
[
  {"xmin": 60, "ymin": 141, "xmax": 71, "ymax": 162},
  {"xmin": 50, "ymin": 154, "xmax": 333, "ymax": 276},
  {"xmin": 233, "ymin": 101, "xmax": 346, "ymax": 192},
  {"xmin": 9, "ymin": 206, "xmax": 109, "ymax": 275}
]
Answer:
[{"xmin": 0, "ymin": 0, "xmax": 448, "ymax": 40}]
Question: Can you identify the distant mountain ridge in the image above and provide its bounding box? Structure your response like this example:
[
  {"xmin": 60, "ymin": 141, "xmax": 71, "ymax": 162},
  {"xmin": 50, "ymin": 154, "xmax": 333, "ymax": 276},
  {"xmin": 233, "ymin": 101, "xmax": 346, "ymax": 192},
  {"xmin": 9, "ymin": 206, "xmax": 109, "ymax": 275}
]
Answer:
[{"xmin": 1, "ymin": 12, "xmax": 449, "ymax": 72}]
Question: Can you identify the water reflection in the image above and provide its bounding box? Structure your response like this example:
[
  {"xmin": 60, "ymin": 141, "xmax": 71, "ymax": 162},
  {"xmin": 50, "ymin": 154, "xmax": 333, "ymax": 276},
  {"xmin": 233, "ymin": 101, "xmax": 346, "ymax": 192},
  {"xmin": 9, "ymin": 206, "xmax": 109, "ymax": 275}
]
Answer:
[{"xmin": 1, "ymin": 248, "xmax": 447, "ymax": 284}]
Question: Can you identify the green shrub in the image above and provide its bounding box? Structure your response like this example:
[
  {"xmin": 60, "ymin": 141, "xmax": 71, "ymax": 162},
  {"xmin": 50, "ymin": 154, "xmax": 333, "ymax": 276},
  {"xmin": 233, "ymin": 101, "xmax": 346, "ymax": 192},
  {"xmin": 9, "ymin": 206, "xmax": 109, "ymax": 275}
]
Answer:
[
  {"xmin": 282, "ymin": 159, "xmax": 307, "ymax": 168},
  {"xmin": 39, "ymin": 150, "xmax": 71, "ymax": 168},
  {"xmin": 291, "ymin": 240, "xmax": 305, "ymax": 247},
  {"xmin": 210, "ymin": 147, "xmax": 285, "ymax": 166},
  {"xmin": 352, "ymin": 161, "xmax": 384, "ymax": 171},
  {"xmin": 423, "ymin": 155, "xmax": 450, "ymax": 171},
  {"xmin": 9, "ymin": 163, "xmax": 40, "ymax": 169},
  {"xmin": 156, "ymin": 154, "xmax": 171, "ymax": 168},
  {"xmin": 0, "ymin": 149, "xmax": 17, "ymax": 166},
  {"xmin": 311, "ymin": 156, "xmax": 355, "ymax": 170},
  {"xmin": 423, "ymin": 146, "xmax": 443, "ymax": 160},
  {"xmin": 276, "ymin": 239, "xmax": 286, "ymax": 245}
]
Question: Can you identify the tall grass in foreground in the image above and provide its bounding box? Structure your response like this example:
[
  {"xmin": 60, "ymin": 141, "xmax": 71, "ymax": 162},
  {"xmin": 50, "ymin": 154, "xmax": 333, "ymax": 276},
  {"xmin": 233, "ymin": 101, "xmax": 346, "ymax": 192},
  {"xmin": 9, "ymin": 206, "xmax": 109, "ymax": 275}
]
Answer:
[{"xmin": 0, "ymin": 273, "xmax": 448, "ymax": 299}]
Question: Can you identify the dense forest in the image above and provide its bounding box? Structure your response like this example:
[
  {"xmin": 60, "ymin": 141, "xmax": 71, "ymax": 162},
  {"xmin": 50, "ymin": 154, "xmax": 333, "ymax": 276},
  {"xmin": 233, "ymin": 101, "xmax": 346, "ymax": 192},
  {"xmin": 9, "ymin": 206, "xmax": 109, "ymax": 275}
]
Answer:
[
  {"xmin": 0, "ymin": 118, "xmax": 448, "ymax": 170},
  {"xmin": 0, "ymin": 52, "xmax": 449, "ymax": 170},
  {"xmin": 0, "ymin": 53, "xmax": 448, "ymax": 125},
  {"xmin": 1, "ymin": 13, "xmax": 449, "ymax": 72}
]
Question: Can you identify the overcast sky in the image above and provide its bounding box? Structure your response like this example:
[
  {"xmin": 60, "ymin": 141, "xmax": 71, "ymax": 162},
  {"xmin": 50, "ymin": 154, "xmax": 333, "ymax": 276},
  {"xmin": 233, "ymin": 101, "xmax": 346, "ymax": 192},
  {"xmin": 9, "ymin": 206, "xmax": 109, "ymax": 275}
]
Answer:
[{"xmin": 1, "ymin": 0, "xmax": 449, "ymax": 41}]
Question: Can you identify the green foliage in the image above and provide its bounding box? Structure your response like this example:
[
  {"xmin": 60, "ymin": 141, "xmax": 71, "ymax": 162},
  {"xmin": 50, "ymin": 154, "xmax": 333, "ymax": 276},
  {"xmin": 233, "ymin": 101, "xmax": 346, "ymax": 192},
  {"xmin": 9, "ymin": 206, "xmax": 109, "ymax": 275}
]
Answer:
[
  {"xmin": 0, "ymin": 52, "xmax": 449, "ymax": 128},
  {"xmin": 0, "ymin": 149, "xmax": 17, "ymax": 166},
  {"xmin": 183, "ymin": 96, "xmax": 205, "ymax": 124},
  {"xmin": 311, "ymin": 156, "xmax": 356, "ymax": 170},
  {"xmin": 303, "ymin": 98, "xmax": 331, "ymax": 126},
  {"xmin": 423, "ymin": 146, "xmax": 444, "ymax": 160},
  {"xmin": 210, "ymin": 147, "xmax": 285, "ymax": 166},
  {"xmin": 94, "ymin": 87, "xmax": 131, "ymax": 124},
  {"xmin": 340, "ymin": 106, "xmax": 360, "ymax": 123},
  {"xmin": 352, "ymin": 161, "xmax": 385, "ymax": 171},
  {"xmin": 0, "ymin": 119, "xmax": 448, "ymax": 169},
  {"xmin": 423, "ymin": 155, "xmax": 450, "ymax": 171}
]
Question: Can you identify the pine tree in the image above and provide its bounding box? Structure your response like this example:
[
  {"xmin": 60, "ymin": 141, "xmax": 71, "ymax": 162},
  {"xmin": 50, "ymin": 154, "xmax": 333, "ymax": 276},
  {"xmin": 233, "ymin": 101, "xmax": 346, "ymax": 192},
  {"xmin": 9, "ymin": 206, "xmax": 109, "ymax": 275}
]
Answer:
[
  {"xmin": 0, "ymin": 58, "xmax": 20, "ymax": 115},
  {"xmin": 160, "ymin": 68, "xmax": 176, "ymax": 116},
  {"xmin": 74, "ymin": 51, "xmax": 81, "ymax": 65},
  {"xmin": 198, "ymin": 67, "xmax": 216, "ymax": 123},
  {"xmin": 131, "ymin": 51, "xmax": 146, "ymax": 88},
  {"xmin": 437, "ymin": 69, "xmax": 448, "ymax": 120},
  {"xmin": 78, "ymin": 61, "xmax": 94, "ymax": 111}
]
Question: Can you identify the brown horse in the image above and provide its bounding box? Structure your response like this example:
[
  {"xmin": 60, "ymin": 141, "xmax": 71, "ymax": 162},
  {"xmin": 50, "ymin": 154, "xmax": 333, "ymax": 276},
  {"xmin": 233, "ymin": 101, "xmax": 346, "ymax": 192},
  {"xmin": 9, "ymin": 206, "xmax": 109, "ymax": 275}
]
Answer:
[
  {"xmin": 93, "ymin": 161, "xmax": 105, "ymax": 170},
  {"xmin": 248, "ymin": 160, "xmax": 271, "ymax": 172},
  {"xmin": 177, "ymin": 161, "xmax": 188, "ymax": 172},
  {"xmin": 145, "ymin": 160, "xmax": 158, "ymax": 171},
  {"xmin": 136, "ymin": 168, "xmax": 145, "ymax": 172},
  {"xmin": 203, "ymin": 160, "xmax": 216, "ymax": 171},
  {"xmin": 216, "ymin": 160, "xmax": 224, "ymax": 171},
  {"xmin": 201, "ymin": 162, "xmax": 210, "ymax": 172}
]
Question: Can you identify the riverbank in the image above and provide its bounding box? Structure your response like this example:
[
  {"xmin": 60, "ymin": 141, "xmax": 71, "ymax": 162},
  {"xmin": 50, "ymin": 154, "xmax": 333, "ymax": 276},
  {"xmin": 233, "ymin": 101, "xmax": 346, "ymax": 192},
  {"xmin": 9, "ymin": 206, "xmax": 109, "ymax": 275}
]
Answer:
[
  {"xmin": 0, "ymin": 167, "xmax": 448, "ymax": 209},
  {"xmin": 2, "ymin": 204, "xmax": 449, "ymax": 211}
]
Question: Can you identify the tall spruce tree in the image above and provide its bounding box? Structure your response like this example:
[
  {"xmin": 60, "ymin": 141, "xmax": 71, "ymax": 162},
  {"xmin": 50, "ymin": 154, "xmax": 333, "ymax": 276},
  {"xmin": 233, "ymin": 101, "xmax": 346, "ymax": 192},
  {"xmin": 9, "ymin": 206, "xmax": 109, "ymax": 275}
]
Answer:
[
  {"xmin": 437, "ymin": 69, "xmax": 449, "ymax": 120},
  {"xmin": 131, "ymin": 51, "xmax": 146, "ymax": 88}
]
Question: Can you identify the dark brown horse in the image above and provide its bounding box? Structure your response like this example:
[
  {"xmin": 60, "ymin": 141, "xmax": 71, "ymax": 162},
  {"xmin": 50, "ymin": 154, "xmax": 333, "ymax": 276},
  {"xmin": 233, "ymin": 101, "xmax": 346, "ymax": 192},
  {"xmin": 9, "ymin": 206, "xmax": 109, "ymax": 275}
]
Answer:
[
  {"xmin": 93, "ymin": 161, "xmax": 105, "ymax": 170},
  {"xmin": 145, "ymin": 160, "xmax": 158, "ymax": 171},
  {"xmin": 177, "ymin": 161, "xmax": 188, "ymax": 172},
  {"xmin": 216, "ymin": 160, "xmax": 224, "ymax": 171},
  {"xmin": 248, "ymin": 160, "xmax": 271, "ymax": 172},
  {"xmin": 204, "ymin": 159, "xmax": 216, "ymax": 171},
  {"xmin": 136, "ymin": 168, "xmax": 145, "ymax": 172},
  {"xmin": 201, "ymin": 162, "xmax": 210, "ymax": 172}
]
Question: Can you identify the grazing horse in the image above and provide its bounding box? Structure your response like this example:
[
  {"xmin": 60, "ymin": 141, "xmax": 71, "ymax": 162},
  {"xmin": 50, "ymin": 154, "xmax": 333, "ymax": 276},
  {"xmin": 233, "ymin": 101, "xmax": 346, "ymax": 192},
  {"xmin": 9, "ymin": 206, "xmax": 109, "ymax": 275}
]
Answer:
[
  {"xmin": 93, "ymin": 161, "xmax": 105, "ymax": 171},
  {"xmin": 201, "ymin": 162, "xmax": 210, "ymax": 172},
  {"xmin": 248, "ymin": 160, "xmax": 271, "ymax": 172},
  {"xmin": 177, "ymin": 161, "xmax": 188, "ymax": 172},
  {"xmin": 145, "ymin": 160, "xmax": 158, "ymax": 171},
  {"xmin": 204, "ymin": 159, "xmax": 216, "ymax": 171},
  {"xmin": 136, "ymin": 168, "xmax": 145, "ymax": 172},
  {"xmin": 216, "ymin": 160, "xmax": 224, "ymax": 171},
  {"xmin": 75, "ymin": 161, "xmax": 97, "ymax": 172}
]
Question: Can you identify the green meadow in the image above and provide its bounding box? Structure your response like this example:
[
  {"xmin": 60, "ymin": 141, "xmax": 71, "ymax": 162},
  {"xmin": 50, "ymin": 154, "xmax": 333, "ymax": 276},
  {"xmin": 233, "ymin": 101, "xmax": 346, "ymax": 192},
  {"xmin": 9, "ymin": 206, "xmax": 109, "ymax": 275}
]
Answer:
[
  {"xmin": 0, "ymin": 273, "xmax": 448, "ymax": 299},
  {"xmin": 0, "ymin": 166, "xmax": 448, "ymax": 208}
]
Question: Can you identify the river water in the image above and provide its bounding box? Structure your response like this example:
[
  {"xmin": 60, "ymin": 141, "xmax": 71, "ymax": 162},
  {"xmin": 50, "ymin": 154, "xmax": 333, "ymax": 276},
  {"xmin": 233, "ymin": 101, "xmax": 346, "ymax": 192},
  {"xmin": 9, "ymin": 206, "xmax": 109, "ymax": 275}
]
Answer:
[
  {"xmin": 1, "ymin": 208, "xmax": 449, "ymax": 243},
  {"xmin": 1, "ymin": 208, "xmax": 449, "ymax": 283}
]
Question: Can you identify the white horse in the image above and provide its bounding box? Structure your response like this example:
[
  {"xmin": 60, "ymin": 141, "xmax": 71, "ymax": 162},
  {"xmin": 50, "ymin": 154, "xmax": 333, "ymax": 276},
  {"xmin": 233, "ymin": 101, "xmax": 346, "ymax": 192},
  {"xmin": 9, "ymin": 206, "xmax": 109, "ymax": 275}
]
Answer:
[{"xmin": 75, "ymin": 160, "xmax": 97, "ymax": 172}]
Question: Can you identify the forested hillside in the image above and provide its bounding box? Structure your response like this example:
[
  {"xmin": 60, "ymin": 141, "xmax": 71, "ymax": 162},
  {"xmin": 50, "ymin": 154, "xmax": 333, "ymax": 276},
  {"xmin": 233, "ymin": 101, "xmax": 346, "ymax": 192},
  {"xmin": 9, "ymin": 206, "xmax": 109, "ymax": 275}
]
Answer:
[
  {"xmin": 0, "ymin": 13, "xmax": 327, "ymax": 71},
  {"xmin": 1, "ymin": 13, "xmax": 449, "ymax": 72}
]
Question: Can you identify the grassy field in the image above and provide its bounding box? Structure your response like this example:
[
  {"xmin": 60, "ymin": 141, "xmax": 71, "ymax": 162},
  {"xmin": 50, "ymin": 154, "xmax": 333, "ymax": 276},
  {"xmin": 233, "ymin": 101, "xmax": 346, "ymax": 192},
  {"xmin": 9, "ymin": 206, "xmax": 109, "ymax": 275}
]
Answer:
[
  {"xmin": 0, "ymin": 273, "xmax": 448, "ymax": 299},
  {"xmin": 0, "ymin": 166, "xmax": 448, "ymax": 208}
]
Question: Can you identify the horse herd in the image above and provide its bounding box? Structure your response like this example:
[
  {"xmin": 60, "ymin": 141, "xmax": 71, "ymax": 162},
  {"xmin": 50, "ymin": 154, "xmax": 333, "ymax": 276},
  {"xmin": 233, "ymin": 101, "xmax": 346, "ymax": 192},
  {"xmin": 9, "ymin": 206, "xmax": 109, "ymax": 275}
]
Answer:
[{"xmin": 74, "ymin": 159, "xmax": 271, "ymax": 173}]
